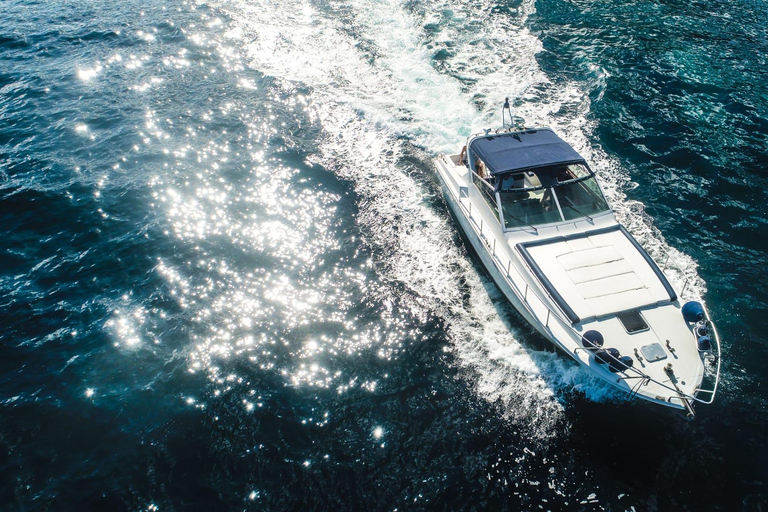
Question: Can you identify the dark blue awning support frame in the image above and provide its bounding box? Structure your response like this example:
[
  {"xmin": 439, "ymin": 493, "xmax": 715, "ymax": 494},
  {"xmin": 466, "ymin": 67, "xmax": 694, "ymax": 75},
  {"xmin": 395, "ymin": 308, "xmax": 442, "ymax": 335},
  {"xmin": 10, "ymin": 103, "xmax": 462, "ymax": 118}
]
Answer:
[{"xmin": 515, "ymin": 225, "xmax": 678, "ymax": 326}]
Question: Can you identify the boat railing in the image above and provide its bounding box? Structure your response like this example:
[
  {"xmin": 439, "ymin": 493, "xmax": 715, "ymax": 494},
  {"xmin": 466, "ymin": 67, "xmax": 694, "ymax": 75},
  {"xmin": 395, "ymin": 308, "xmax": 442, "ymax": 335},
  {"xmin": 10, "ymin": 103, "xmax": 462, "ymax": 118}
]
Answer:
[
  {"xmin": 459, "ymin": 186, "xmax": 576, "ymax": 332},
  {"xmin": 621, "ymin": 208, "xmax": 722, "ymax": 407},
  {"xmin": 457, "ymin": 184, "xmax": 721, "ymax": 412},
  {"xmin": 690, "ymin": 306, "xmax": 722, "ymax": 405}
]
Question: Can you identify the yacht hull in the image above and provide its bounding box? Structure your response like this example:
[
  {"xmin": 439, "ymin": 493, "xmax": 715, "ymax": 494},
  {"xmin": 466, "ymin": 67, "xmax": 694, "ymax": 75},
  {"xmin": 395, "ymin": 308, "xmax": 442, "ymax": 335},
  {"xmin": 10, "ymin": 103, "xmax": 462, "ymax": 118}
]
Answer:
[
  {"xmin": 433, "ymin": 140, "xmax": 721, "ymax": 415},
  {"xmin": 438, "ymin": 177, "xmax": 548, "ymax": 341}
]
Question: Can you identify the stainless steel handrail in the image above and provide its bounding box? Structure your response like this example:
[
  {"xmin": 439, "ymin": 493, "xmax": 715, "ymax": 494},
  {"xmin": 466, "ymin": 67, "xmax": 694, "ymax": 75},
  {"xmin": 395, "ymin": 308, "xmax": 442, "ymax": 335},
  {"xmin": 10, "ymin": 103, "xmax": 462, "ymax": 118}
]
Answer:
[
  {"xmin": 456, "ymin": 186, "xmax": 574, "ymax": 329},
  {"xmin": 690, "ymin": 308, "xmax": 722, "ymax": 405},
  {"xmin": 627, "ymin": 217, "xmax": 723, "ymax": 405}
]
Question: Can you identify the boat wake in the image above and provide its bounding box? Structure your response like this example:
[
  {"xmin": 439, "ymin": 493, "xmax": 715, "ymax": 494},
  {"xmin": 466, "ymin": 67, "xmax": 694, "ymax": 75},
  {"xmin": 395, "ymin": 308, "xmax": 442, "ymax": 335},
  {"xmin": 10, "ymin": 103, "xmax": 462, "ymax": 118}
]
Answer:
[{"xmin": 210, "ymin": 0, "xmax": 706, "ymax": 435}]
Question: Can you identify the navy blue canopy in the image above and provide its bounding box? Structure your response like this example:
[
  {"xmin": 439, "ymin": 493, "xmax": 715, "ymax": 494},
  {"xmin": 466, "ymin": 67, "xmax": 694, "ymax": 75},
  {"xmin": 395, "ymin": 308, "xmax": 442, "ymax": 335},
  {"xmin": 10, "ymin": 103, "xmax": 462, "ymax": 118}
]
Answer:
[{"xmin": 469, "ymin": 129, "xmax": 585, "ymax": 176}]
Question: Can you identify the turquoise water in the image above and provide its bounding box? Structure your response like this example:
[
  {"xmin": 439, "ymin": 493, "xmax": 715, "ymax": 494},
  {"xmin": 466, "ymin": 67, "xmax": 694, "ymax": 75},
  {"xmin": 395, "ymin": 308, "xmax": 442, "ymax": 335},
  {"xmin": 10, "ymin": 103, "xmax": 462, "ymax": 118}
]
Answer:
[{"xmin": 1, "ymin": 0, "xmax": 766, "ymax": 509}]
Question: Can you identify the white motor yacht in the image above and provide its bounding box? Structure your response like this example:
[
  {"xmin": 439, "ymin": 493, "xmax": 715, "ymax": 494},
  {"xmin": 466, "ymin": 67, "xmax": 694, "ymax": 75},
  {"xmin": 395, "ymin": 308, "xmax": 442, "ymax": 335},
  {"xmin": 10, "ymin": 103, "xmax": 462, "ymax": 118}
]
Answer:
[{"xmin": 434, "ymin": 115, "xmax": 721, "ymax": 416}]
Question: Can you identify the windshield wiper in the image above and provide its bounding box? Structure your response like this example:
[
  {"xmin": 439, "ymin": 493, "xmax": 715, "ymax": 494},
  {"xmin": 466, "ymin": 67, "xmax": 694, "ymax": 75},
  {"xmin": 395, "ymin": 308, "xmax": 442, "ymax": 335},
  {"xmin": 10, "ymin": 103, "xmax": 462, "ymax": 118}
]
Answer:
[
  {"xmin": 563, "ymin": 201, "xmax": 593, "ymax": 222},
  {"xmin": 504, "ymin": 211, "xmax": 538, "ymax": 233}
]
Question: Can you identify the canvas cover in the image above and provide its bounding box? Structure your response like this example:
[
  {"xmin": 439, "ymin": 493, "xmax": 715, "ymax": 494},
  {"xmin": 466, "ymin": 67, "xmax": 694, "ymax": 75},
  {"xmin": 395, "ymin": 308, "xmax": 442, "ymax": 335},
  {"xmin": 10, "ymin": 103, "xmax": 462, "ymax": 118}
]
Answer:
[{"xmin": 469, "ymin": 129, "xmax": 585, "ymax": 176}]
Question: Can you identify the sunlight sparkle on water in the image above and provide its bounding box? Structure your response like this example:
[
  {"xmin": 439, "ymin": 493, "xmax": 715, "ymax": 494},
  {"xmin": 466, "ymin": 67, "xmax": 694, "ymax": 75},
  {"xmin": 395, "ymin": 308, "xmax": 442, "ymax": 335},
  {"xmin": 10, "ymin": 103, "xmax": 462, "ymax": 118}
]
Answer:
[
  {"xmin": 77, "ymin": 65, "xmax": 102, "ymax": 81},
  {"xmin": 105, "ymin": 307, "xmax": 148, "ymax": 348},
  {"xmin": 131, "ymin": 21, "xmax": 418, "ymax": 426}
]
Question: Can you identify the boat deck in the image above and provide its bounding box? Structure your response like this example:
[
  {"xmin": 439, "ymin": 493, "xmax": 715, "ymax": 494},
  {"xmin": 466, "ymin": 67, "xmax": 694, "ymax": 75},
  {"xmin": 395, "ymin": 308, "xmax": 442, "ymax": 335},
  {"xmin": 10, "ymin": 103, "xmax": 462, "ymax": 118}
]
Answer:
[{"xmin": 516, "ymin": 225, "xmax": 676, "ymax": 324}]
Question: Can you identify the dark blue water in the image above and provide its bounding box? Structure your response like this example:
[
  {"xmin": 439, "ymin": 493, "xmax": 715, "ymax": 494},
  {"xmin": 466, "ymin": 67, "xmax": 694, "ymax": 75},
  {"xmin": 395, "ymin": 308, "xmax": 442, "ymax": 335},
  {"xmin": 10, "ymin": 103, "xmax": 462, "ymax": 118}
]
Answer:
[{"xmin": 2, "ymin": 0, "xmax": 767, "ymax": 510}]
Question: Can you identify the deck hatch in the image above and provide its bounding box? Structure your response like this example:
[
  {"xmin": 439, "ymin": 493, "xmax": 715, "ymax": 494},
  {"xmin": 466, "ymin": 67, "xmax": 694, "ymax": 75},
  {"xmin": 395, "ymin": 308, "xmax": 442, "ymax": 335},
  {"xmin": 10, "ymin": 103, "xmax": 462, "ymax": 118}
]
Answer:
[
  {"xmin": 618, "ymin": 310, "xmax": 649, "ymax": 333},
  {"xmin": 640, "ymin": 343, "xmax": 668, "ymax": 362}
]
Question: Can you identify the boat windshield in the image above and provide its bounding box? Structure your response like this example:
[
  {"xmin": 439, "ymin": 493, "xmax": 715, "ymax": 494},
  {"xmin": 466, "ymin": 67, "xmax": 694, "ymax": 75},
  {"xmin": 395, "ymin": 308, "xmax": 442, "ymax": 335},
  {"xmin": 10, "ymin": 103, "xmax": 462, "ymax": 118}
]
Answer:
[
  {"xmin": 497, "ymin": 163, "xmax": 610, "ymax": 229},
  {"xmin": 555, "ymin": 171, "xmax": 610, "ymax": 221}
]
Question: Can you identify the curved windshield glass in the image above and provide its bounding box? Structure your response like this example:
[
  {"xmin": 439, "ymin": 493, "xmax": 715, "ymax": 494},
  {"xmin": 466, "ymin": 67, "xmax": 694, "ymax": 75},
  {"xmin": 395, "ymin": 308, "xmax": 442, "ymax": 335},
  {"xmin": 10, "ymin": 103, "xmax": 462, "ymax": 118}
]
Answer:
[
  {"xmin": 498, "ymin": 171, "xmax": 543, "ymax": 191},
  {"xmin": 555, "ymin": 175, "xmax": 610, "ymax": 221},
  {"xmin": 499, "ymin": 189, "xmax": 561, "ymax": 228},
  {"xmin": 497, "ymin": 164, "xmax": 610, "ymax": 228}
]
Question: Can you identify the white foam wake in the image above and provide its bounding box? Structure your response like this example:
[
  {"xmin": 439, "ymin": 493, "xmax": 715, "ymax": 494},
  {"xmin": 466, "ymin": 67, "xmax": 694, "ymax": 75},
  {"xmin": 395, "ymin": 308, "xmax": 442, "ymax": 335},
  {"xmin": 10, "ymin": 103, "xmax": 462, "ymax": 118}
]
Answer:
[{"xmin": 212, "ymin": 0, "xmax": 705, "ymax": 434}]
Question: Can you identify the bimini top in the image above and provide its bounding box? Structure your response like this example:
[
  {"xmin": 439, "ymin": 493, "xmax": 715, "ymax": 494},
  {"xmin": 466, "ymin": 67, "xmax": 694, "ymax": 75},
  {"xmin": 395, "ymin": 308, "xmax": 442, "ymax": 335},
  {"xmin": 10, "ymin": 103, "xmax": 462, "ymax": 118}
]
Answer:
[{"xmin": 469, "ymin": 128, "xmax": 586, "ymax": 176}]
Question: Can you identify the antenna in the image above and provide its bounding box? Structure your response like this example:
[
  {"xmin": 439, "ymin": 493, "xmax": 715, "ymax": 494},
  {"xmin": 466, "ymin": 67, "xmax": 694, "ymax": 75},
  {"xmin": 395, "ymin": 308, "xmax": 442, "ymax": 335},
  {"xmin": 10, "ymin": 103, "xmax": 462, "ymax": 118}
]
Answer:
[{"xmin": 502, "ymin": 97, "xmax": 511, "ymax": 128}]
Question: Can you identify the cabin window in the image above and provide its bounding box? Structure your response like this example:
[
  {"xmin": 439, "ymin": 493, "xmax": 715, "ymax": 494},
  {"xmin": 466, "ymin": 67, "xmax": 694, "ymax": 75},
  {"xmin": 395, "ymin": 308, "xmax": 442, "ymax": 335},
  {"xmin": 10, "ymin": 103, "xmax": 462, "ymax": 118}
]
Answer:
[
  {"xmin": 498, "ymin": 171, "xmax": 561, "ymax": 228},
  {"xmin": 617, "ymin": 311, "xmax": 649, "ymax": 334}
]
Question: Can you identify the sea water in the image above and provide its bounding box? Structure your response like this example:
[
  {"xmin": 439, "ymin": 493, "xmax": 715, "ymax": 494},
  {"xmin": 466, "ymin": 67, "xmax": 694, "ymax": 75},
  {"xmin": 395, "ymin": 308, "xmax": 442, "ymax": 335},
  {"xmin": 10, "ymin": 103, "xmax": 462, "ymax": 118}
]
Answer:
[{"xmin": 1, "ymin": 0, "xmax": 767, "ymax": 509}]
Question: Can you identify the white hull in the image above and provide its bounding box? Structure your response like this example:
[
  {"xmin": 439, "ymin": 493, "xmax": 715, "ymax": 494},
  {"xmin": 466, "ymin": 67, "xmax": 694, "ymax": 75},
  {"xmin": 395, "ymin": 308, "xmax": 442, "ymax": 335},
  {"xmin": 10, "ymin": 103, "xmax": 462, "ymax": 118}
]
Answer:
[
  {"xmin": 434, "ymin": 140, "xmax": 721, "ymax": 414},
  {"xmin": 439, "ymin": 177, "xmax": 552, "ymax": 341}
]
